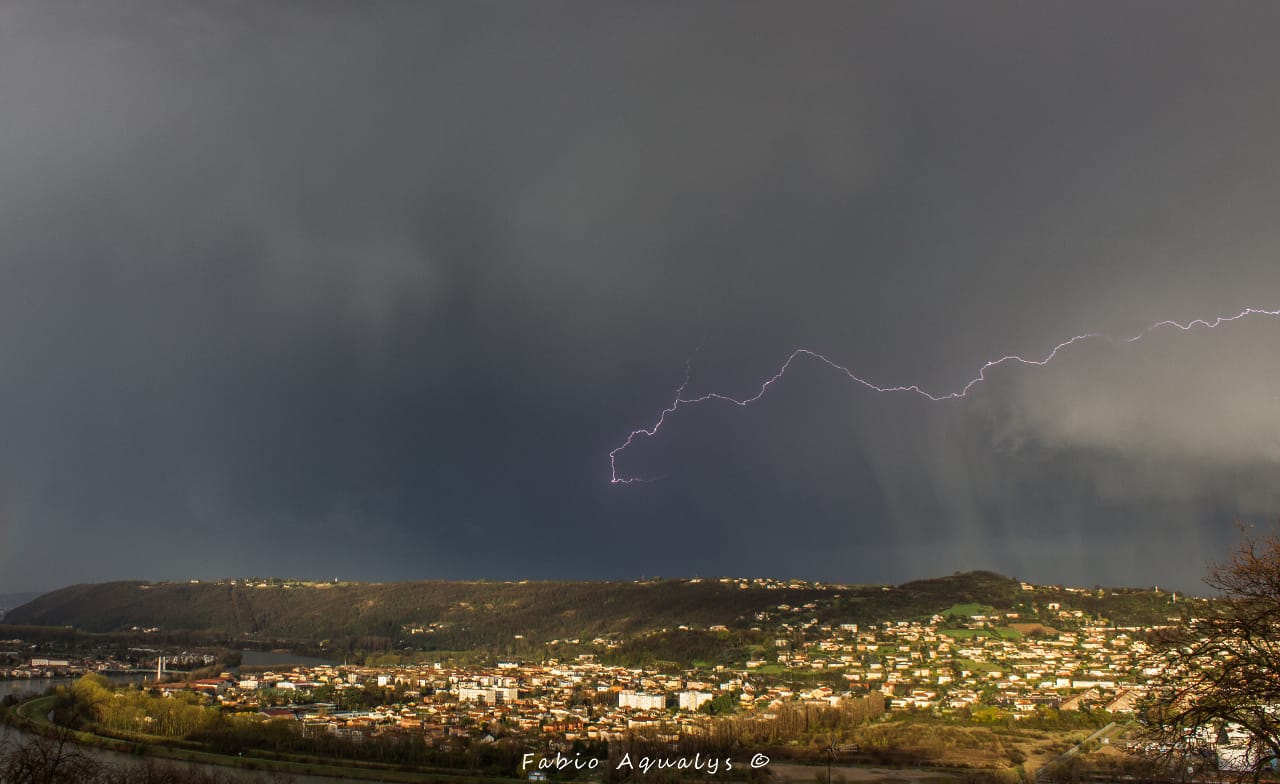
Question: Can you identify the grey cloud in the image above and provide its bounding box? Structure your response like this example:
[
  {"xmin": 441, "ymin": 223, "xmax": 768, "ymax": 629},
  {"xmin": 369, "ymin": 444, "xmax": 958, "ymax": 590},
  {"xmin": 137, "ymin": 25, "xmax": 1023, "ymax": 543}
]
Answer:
[{"xmin": 2, "ymin": 1, "xmax": 1280, "ymax": 593}]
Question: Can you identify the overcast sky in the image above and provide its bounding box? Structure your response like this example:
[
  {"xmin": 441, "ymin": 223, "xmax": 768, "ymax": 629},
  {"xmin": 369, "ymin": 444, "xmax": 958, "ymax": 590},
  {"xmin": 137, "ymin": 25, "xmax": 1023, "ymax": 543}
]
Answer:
[{"xmin": 3, "ymin": 1, "xmax": 1280, "ymax": 594}]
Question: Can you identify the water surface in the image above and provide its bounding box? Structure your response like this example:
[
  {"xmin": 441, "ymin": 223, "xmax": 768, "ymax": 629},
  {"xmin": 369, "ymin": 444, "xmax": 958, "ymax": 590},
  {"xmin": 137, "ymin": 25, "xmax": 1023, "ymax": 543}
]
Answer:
[{"xmin": 0, "ymin": 672, "xmax": 149, "ymax": 701}]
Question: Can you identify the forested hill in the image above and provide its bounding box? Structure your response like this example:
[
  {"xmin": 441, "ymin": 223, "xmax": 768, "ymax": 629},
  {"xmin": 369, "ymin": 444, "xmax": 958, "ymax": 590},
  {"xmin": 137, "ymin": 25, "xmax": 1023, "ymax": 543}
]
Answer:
[{"xmin": 1, "ymin": 572, "xmax": 1198, "ymax": 649}]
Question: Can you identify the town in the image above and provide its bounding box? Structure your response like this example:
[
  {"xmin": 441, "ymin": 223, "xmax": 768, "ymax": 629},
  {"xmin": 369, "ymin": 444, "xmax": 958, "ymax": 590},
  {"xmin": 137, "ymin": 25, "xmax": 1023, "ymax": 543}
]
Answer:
[{"xmin": 3, "ymin": 578, "xmax": 1195, "ymax": 745}]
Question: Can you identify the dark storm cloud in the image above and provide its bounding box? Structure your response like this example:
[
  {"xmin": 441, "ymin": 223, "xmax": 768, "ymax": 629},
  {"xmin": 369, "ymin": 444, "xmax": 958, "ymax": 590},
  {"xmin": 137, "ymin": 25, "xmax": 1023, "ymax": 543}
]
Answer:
[{"xmin": 2, "ymin": 1, "xmax": 1280, "ymax": 593}]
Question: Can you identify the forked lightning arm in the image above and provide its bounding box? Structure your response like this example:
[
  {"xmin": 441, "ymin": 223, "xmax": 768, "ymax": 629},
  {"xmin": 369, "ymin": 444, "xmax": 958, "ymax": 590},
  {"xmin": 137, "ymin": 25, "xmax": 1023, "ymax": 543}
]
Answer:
[{"xmin": 609, "ymin": 306, "xmax": 1280, "ymax": 484}]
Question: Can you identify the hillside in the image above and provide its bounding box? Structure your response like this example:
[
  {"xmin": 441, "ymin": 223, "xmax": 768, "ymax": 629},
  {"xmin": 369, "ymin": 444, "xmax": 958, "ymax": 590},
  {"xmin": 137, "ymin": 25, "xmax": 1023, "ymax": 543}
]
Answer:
[
  {"xmin": 1, "ymin": 572, "xmax": 1196, "ymax": 650},
  {"xmin": 0, "ymin": 591, "xmax": 44, "ymax": 621}
]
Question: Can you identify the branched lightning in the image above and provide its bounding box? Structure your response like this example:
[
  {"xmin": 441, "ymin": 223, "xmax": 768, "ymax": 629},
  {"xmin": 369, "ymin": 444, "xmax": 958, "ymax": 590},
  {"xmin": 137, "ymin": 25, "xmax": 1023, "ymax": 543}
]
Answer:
[{"xmin": 609, "ymin": 306, "xmax": 1280, "ymax": 484}]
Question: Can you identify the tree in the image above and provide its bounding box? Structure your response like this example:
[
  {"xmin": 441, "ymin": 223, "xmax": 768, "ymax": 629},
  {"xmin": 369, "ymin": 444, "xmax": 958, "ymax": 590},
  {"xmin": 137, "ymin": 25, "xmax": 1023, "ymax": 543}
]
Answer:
[
  {"xmin": 0, "ymin": 724, "xmax": 101, "ymax": 783},
  {"xmin": 1142, "ymin": 526, "xmax": 1280, "ymax": 782}
]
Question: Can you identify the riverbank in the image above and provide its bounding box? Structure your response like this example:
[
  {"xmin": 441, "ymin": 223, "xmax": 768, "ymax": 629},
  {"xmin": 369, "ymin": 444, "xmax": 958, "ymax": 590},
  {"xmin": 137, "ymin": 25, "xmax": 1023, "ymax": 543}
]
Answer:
[{"xmin": 2, "ymin": 694, "xmax": 520, "ymax": 783}]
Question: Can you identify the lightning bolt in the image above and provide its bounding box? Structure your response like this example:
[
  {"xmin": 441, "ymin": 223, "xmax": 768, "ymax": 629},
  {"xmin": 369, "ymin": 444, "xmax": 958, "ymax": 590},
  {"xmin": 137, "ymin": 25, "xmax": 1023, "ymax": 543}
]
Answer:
[{"xmin": 609, "ymin": 305, "xmax": 1280, "ymax": 484}]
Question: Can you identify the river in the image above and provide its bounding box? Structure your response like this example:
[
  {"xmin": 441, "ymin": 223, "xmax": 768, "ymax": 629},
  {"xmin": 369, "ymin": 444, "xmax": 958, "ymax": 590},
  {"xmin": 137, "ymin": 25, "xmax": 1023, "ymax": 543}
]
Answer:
[
  {"xmin": 1, "ymin": 649, "xmax": 342, "ymax": 700},
  {"xmin": 0, "ymin": 672, "xmax": 150, "ymax": 701},
  {"xmin": 1, "ymin": 652, "xmax": 406, "ymax": 781}
]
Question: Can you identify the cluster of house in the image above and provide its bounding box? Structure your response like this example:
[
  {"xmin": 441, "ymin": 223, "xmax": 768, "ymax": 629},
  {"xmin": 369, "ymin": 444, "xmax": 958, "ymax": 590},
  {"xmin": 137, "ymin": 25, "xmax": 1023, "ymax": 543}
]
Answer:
[
  {"xmin": 2, "ymin": 652, "xmax": 141, "ymax": 680},
  {"xmin": 772, "ymin": 615, "xmax": 1163, "ymax": 714},
  {"xmin": 1, "ymin": 655, "xmax": 79, "ymax": 679},
  {"xmin": 179, "ymin": 661, "xmax": 779, "ymax": 743}
]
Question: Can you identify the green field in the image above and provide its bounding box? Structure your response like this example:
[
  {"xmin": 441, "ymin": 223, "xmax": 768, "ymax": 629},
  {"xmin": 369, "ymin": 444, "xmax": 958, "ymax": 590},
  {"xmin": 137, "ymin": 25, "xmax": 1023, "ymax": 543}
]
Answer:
[
  {"xmin": 954, "ymin": 657, "xmax": 1004, "ymax": 672},
  {"xmin": 940, "ymin": 603, "xmax": 997, "ymax": 618},
  {"xmin": 939, "ymin": 627, "xmax": 1022, "ymax": 640}
]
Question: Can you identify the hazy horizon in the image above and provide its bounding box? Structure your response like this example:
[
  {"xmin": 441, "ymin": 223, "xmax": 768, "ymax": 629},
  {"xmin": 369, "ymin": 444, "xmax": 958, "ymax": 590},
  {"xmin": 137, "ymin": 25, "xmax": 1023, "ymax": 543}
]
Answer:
[{"xmin": 2, "ymin": 568, "xmax": 1218, "ymax": 602}]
